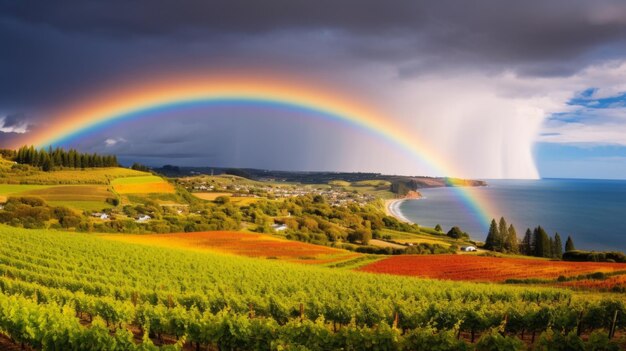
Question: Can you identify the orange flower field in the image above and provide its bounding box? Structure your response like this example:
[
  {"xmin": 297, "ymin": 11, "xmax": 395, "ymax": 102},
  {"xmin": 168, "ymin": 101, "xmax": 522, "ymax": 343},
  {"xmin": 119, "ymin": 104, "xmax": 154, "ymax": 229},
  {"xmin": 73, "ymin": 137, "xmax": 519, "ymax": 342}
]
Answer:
[
  {"xmin": 359, "ymin": 254, "xmax": 626, "ymax": 282},
  {"xmin": 101, "ymin": 231, "xmax": 356, "ymax": 264},
  {"xmin": 558, "ymin": 274, "xmax": 626, "ymax": 291}
]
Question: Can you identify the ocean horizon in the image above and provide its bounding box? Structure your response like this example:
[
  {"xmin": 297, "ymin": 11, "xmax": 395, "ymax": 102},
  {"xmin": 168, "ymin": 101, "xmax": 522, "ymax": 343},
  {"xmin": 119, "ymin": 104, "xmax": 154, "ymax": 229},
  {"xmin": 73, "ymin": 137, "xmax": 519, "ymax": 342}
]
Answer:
[{"xmin": 397, "ymin": 178, "xmax": 626, "ymax": 253}]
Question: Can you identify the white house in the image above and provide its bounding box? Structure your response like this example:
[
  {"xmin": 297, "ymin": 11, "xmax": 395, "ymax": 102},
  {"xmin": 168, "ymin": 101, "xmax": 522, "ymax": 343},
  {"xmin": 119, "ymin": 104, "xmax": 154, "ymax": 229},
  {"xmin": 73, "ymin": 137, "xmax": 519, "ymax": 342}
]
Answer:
[
  {"xmin": 92, "ymin": 212, "xmax": 109, "ymax": 220},
  {"xmin": 136, "ymin": 215, "xmax": 151, "ymax": 223},
  {"xmin": 461, "ymin": 246, "xmax": 477, "ymax": 252},
  {"xmin": 271, "ymin": 224, "xmax": 288, "ymax": 232}
]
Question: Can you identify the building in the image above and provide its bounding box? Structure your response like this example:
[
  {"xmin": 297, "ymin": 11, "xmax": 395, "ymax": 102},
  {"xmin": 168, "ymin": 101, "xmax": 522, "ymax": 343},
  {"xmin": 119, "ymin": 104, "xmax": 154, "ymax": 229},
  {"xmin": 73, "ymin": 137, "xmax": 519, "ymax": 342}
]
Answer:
[
  {"xmin": 271, "ymin": 224, "xmax": 288, "ymax": 231},
  {"xmin": 136, "ymin": 215, "xmax": 151, "ymax": 223},
  {"xmin": 461, "ymin": 246, "xmax": 477, "ymax": 252},
  {"xmin": 92, "ymin": 212, "xmax": 109, "ymax": 220}
]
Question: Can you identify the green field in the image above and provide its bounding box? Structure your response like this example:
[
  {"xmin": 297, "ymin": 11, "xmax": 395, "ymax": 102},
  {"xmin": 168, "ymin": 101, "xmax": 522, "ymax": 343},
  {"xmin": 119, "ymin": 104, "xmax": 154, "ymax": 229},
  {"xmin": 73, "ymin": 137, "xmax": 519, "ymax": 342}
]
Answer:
[
  {"xmin": 328, "ymin": 179, "xmax": 396, "ymax": 199},
  {"xmin": 1, "ymin": 167, "xmax": 148, "ymax": 185},
  {"xmin": 0, "ymin": 225, "xmax": 623, "ymax": 350},
  {"xmin": 380, "ymin": 228, "xmax": 464, "ymax": 247},
  {"xmin": 0, "ymin": 184, "xmax": 53, "ymax": 201}
]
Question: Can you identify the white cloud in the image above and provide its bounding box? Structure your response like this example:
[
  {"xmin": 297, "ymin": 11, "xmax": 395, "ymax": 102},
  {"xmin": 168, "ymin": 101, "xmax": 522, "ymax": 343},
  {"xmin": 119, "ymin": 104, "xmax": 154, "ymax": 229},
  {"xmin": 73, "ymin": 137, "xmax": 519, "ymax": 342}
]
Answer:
[{"xmin": 104, "ymin": 137, "xmax": 126, "ymax": 147}]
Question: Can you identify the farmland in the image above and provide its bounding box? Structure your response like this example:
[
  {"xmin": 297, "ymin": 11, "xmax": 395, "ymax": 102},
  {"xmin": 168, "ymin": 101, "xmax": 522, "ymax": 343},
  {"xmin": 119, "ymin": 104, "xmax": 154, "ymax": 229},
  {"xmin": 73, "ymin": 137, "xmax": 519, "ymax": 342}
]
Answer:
[
  {"xmin": 0, "ymin": 184, "xmax": 53, "ymax": 202},
  {"xmin": 112, "ymin": 175, "xmax": 176, "ymax": 194},
  {"xmin": 0, "ymin": 225, "xmax": 624, "ymax": 350},
  {"xmin": 359, "ymin": 254, "xmax": 626, "ymax": 283},
  {"xmin": 101, "ymin": 231, "xmax": 359, "ymax": 264},
  {"xmin": 0, "ymin": 166, "xmax": 147, "ymax": 185}
]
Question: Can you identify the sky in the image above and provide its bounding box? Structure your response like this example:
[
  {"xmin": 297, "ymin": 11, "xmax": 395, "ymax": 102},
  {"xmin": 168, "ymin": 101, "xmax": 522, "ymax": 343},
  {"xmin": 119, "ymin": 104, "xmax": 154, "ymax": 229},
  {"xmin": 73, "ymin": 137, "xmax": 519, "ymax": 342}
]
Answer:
[{"xmin": 1, "ymin": 1, "xmax": 626, "ymax": 179}]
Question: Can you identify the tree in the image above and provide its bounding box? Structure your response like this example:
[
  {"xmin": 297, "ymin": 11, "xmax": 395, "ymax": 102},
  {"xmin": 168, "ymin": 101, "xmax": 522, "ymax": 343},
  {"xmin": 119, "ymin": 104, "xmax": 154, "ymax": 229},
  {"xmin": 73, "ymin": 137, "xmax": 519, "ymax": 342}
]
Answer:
[
  {"xmin": 506, "ymin": 224, "xmax": 519, "ymax": 254},
  {"xmin": 446, "ymin": 226, "xmax": 468, "ymax": 239},
  {"xmin": 484, "ymin": 219, "xmax": 499, "ymax": 251},
  {"xmin": 498, "ymin": 217, "xmax": 508, "ymax": 251},
  {"xmin": 348, "ymin": 228, "xmax": 372, "ymax": 245},
  {"xmin": 521, "ymin": 228, "xmax": 533, "ymax": 256},
  {"xmin": 434, "ymin": 224, "xmax": 442, "ymax": 232},
  {"xmin": 565, "ymin": 236, "xmax": 576, "ymax": 252},
  {"xmin": 533, "ymin": 226, "xmax": 551, "ymax": 258},
  {"xmin": 553, "ymin": 233, "xmax": 563, "ymax": 258}
]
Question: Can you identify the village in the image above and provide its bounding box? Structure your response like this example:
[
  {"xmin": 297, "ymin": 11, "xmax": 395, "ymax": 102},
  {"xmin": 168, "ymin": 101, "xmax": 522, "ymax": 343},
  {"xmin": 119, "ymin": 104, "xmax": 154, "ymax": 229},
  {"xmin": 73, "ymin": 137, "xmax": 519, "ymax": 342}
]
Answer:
[{"xmin": 179, "ymin": 176, "xmax": 377, "ymax": 207}]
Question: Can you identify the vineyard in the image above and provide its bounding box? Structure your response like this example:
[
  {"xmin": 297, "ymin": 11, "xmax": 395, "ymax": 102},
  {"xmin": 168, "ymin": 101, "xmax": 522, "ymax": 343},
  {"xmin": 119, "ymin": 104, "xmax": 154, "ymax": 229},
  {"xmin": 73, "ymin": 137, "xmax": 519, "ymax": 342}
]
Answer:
[{"xmin": 0, "ymin": 226, "xmax": 624, "ymax": 350}]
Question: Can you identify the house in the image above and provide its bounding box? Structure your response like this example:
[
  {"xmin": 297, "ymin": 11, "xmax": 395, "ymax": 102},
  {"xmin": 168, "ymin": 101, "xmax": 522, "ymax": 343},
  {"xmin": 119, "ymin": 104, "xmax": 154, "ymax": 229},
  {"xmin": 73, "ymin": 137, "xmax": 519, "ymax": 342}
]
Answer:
[
  {"xmin": 92, "ymin": 212, "xmax": 109, "ymax": 220},
  {"xmin": 136, "ymin": 215, "xmax": 151, "ymax": 223},
  {"xmin": 461, "ymin": 246, "xmax": 477, "ymax": 252},
  {"xmin": 271, "ymin": 224, "xmax": 288, "ymax": 232}
]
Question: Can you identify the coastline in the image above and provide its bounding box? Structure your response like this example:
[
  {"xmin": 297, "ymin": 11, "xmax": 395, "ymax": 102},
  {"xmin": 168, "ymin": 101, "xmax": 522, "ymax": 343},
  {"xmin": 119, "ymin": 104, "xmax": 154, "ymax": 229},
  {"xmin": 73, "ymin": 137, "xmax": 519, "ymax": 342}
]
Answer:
[{"xmin": 384, "ymin": 198, "xmax": 414, "ymax": 224}]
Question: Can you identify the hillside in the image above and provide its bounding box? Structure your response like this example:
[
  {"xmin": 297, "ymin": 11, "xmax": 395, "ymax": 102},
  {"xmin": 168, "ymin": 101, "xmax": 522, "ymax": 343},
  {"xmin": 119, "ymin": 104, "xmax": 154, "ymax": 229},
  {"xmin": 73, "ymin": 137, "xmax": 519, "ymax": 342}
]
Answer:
[
  {"xmin": 0, "ymin": 225, "xmax": 624, "ymax": 350},
  {"xmin": 153, "ymin": 165, "xmax": 487, "ymax": 197},
  {"xmin": 0, "ymin": 156, "xmax": 179, "ymax": 213},
  {"xmin": 0, "ymin": 156, "xmax": 465, "ymax": 253}
]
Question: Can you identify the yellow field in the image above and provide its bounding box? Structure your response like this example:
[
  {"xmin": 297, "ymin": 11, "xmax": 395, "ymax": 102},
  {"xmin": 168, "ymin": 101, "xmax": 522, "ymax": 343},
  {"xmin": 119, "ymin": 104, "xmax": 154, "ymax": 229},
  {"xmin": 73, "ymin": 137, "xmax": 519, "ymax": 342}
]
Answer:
[
  {"xmin": 192, "ymin": 192, "xmax": 232, "ymax": 200},
  {"xmin": 192, "ymin": 192, "xmax": 261, "ymax": 205},
  {"xmin": 20, "ymin": 185, "xmax": 112, "ymax": 201},
  {"xmin": 112, "ymin": 175, "xmax": 175, "ymax": 194},
  {"xmin": 5, "ymin": 167, "xmax": 149, "ymax": 185}
]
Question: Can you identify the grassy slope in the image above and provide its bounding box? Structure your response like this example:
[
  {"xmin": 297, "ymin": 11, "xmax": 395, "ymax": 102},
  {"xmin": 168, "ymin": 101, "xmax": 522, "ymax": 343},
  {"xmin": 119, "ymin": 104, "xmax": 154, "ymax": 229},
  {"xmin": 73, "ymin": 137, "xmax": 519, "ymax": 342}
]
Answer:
[
  {"xmin": 328, "ymin": 179, "xmax": 396, "ymax": 199},
  {"xmin": 0, "ymin": 159, "xmax": 163, "ymax": 210},
  {"xmin": 380, "ymin": 228, "xmax": 469, "ymax": 248}
]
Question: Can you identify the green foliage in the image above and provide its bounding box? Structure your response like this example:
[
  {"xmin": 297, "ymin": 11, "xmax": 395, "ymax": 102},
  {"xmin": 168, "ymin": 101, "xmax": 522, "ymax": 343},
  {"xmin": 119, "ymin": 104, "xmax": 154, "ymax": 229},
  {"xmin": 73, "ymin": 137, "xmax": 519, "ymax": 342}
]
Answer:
[
  {"xmin": 562, "ymin": 250, "xmax": 626, "ymax": 263},
  {"xmin": 14, "ymin": 145, "xmax": 118, "ymax": 170},
  {"xmin": 535, "ymin": 329, "xmax": 585, "ymax": 351},
  {"xmin": 484, "ymin": 219, "xmax": 499, "ymax": 251},
  {"xmin": 553, "ymin": 233, "xmax": 563, "ymax": 258},
  {"xmin": 505, "ymin": 224, "xmax": 519, "ymax": 254},
  {"xmin": 131, "ymin": 163, "xmax": 152, "ymax": 172},
  {"xmin": 533, "ymin": 226, "xmax": 551, "ymax": 258},
  {"xmin": 446, "ymin": 226, "xmax": 468, "ymax": 240},
  {"xmin": 475, "ymin": 328, "xmax": 525, "ymax": 351},
  {"xmin": 565, "ymin": 236, "xmax": 576, "ymax": 252},
  {"xmin": 0, "ymin": 226, "xmax": 624, "ymax": 350}
]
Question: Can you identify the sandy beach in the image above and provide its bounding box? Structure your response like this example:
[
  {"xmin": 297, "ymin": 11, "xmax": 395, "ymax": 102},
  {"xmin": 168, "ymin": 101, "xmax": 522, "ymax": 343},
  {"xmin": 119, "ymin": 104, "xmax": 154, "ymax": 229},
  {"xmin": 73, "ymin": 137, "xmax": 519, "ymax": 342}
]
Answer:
[{"xmin": 384, "ymin": 199, "xmax": 414, "ymax": 223}]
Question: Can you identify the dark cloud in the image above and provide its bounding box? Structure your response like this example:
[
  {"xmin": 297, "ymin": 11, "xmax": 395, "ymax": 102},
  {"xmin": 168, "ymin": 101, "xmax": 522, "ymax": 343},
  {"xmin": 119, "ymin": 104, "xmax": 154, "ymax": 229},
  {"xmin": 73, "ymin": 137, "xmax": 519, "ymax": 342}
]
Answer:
[
  {"xmin": 1, "ymin": 1, "xmax": 625, "ymax": 177},
  {"xmin": 1, "ymin": 0, "xmax": 625, "ymax": 110},
  {"xmin": 1, "ymin": 114, "xmax": 28, "ymax": 129}
]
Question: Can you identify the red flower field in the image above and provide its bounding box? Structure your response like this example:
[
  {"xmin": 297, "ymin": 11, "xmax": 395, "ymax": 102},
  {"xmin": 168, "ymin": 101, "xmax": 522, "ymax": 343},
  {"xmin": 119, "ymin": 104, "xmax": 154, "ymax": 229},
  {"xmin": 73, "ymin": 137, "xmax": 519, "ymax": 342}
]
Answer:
[{"xmin": 359, "ymin": 254, "xmax": 626, "ymax": 282}]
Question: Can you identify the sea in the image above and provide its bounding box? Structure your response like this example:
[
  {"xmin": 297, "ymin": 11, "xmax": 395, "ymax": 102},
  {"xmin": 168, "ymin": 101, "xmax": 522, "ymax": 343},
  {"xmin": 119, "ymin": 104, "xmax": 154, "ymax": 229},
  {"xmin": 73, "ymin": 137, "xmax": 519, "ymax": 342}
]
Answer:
[{"xmin": 397, "ymin": 179, "xmax": 626, "ymax": 253}]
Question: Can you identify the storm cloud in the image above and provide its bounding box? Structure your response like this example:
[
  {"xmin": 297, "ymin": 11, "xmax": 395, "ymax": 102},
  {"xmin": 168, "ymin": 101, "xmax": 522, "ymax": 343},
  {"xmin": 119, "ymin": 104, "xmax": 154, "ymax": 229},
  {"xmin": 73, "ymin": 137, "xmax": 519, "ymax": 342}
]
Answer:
[{"xmin": 1, "ymin": 1, "xmax": 626, "ymax": 177}]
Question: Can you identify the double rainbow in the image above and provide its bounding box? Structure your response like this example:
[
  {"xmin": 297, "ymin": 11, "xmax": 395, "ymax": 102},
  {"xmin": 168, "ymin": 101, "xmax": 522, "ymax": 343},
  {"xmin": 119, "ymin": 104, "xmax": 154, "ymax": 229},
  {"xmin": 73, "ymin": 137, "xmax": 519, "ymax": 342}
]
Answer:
[{"xmin": 24, "ymin": 76, "xmax": 493, "ymax": 231}]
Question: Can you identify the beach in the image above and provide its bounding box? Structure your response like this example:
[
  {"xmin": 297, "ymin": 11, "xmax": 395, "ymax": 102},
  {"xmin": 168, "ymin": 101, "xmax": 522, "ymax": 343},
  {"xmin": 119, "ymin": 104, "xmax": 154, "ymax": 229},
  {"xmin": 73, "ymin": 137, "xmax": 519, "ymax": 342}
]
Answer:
[{"xmin": 384, "ymin": 199, "xmax": 414, "ymax": 223}]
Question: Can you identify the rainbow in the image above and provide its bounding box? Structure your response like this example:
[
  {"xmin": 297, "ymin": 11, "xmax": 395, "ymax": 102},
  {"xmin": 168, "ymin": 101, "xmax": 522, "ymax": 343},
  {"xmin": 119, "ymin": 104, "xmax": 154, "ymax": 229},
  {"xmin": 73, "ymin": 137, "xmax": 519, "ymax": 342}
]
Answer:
[{"xmin": 24, "ymin": 76, "xmax": 494, "ymax": 231}]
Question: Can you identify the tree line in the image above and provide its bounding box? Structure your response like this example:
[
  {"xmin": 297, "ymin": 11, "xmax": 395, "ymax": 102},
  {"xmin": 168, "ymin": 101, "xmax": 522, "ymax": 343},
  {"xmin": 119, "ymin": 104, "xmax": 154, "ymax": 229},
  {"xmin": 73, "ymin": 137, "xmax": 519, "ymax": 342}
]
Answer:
[
  {"xmin": 484, "ymin": 217, "xmax": 576, "ymax": 258},
  {"xmin": 520, "ymin": 226, "xmax": 574, "ymax": 259},
  {"xmin": 13, "ymin": 145, "xmax": 118, "ymax": 171}
]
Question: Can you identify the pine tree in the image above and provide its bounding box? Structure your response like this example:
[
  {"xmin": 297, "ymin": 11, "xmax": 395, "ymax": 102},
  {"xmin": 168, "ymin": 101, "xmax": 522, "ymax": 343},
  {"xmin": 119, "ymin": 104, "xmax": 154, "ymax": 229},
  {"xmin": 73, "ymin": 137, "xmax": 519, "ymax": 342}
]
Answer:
[
  {"xmin": 547, "ymin": 236, "xmax": 554, "ymax": 258},
  {"xmin": 497, "ymin": 217, "xmax": 508, "ymax": 252},
  {"xmin": 565, "ymin": 236, "xmax": 576, "ymax": 252},
  {"xmin": 533, "ymin": 226, "xmax": 551, "ymax": 258},
  {"xmin": 553, "ymin": 233, "xmax": 563, "ymax": 259},
  {"xmin": 521, "ymin": 228, "xmax": 532, "ymax": 255},
  {"xmin": 506, "ymin": 224, "xmax": 519, "ymax": 254},
  {"xmin": 484, "ymin": 219, "xmax": 499, "ymax": 251}
]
